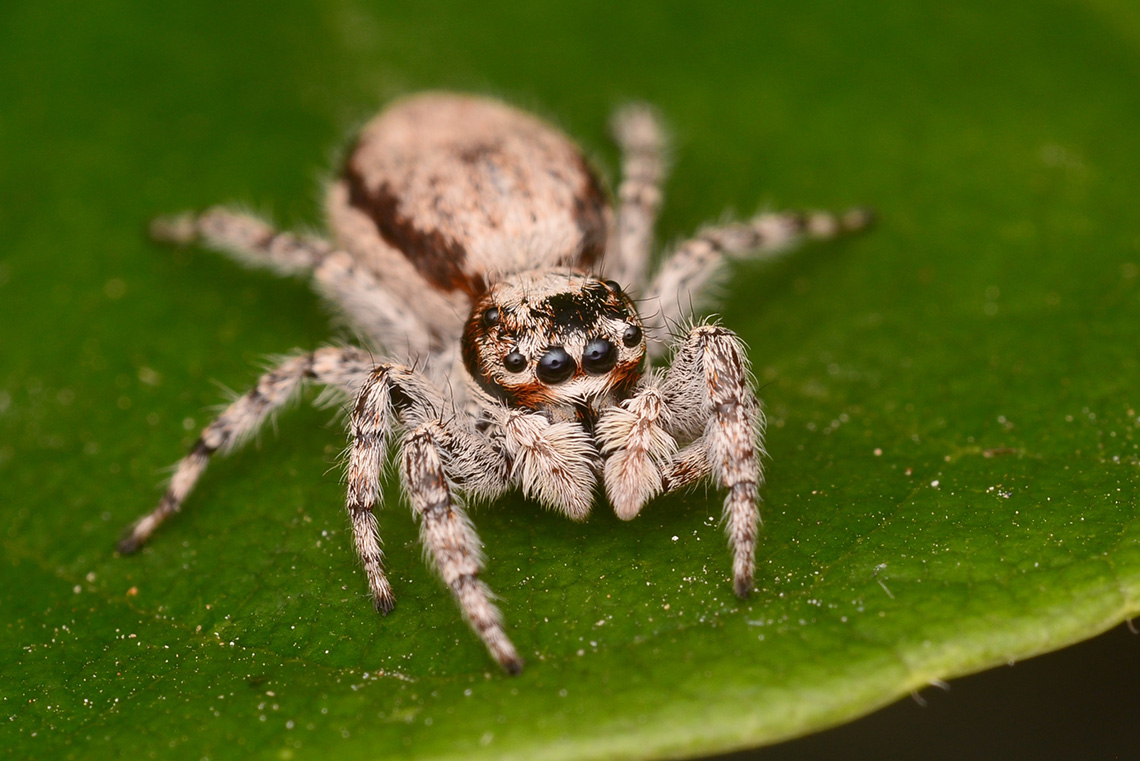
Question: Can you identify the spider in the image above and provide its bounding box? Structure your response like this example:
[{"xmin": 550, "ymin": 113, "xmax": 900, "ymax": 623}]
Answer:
[{"xmin": 118, "ymin": 93, "xmax": 870, "ymax": 673}]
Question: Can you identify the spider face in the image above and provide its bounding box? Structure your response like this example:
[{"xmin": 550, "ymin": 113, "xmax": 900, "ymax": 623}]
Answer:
[{"xmin": 461, "ymin": 270, "xmax": 646, "ymax": 413}]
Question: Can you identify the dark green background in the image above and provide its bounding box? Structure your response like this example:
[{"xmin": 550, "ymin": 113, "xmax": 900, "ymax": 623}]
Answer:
[{"xmin": 2, "ymin": 1, "xmax": 1138, "ymax": 759}]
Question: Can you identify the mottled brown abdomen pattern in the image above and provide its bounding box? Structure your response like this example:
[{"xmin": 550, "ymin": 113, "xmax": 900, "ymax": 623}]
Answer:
[{"xmin": 336, "ymin": 93, "xmax": 612, "ymax": 298}]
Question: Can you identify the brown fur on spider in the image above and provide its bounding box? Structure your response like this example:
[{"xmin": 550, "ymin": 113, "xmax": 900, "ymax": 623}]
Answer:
[{"xmin": 120, "ymin": 93, "xmax": 872, "ymax": 673}]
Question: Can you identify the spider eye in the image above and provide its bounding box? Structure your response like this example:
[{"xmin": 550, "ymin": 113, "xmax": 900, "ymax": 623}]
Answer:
[
  {"xmin": 503, "ymin": 351, "xmax": 527, "ymax": 373},
  {"xmin": 536, "ymin": 347, "xmax": 575, "ymax": 384},
  {"xmin": 603, "ymin": 279, "xmax": 624, "ymax": 297},
  {"xmin": 582, "ymin": 338, "xmax": 616, "ymax": 375},
  {"xmin": 482, "ymin": 307, "xmax": 501, "ymax": 328},
  {"xmin": 622, "ymin": 323, "xmax": 643, "ymax": 348}
]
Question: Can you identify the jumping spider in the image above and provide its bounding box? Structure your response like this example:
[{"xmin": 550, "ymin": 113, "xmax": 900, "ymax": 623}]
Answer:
[{"xmin": 119, "ymin": 93, "xmax": 870, "ymax": 673}]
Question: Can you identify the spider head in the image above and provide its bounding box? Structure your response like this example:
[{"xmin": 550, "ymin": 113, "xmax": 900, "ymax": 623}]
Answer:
[{"xmin": 462, "ymin": 271, "xmax": 647, "ymax": 411}]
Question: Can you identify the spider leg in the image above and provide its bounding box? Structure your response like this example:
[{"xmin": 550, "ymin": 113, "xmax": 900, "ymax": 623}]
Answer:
[
  {"xmin": 660, "ymin": 442, "xmax": 713, "ymax": 492},
  {"xmin": 402, "ymin": 427, "xmax": 520, "ymax": 673},
  {"xmin": 600, "ymin": 324, "xmax": 763, "ymax": 598},
  {"xmin": 665, "ymin": 324, "xmax": 764, "ymax": 597},
  {"xmin": 151, "ymin": 206, "xmax": 333, "ymax": 276},
  {"xmin": 118, "ymin": 346, "xmax": 375, "ymax": 554},
  {"xmin": 312, "ymin": 251, "xmax": 434, "ymax": 360},
  {"xmin": 643, "ymin": 208, "xmax": 873, "ymax": 354},
  {"xmin": 154, "ymin": 206, "xmax": 440, "ymax": 361},
  {"xmin": 604, "ymin": 103, "xmax": 667, "ymax": 292},
  {"xmin": 346, "ymin": 366, "xmax": 518, "ymax": 671}
]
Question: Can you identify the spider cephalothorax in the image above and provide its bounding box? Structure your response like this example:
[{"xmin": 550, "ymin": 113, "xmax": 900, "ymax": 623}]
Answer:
[
  {"xmin": 462, "ymin": 271, "xmax": 646, "ymax": 416},
  {"xmin": 119, "ymin": 92, "xmax": 870, "ymax": 673}
]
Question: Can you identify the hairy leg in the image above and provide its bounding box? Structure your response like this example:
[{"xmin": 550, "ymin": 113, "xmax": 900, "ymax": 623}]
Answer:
[
  {"xmin": 153, "ymin": 207, "xmax": 435, "ymax": 358},
  {"xmin": 118, "ymin": 346, "xmax": 375, "ymax": 553},
  {"xmin": 345, "ymin": 364, "xmax": 446, "ymax": 612},
  {"xmin": 402, "ymin": 427, "xmax": 521, "ymax": 672},
  {"xmin": 662, "ymin": 324, "xmax": 764, "ymax": 596},
  {"xmin": 605, "ymin": 103, "xmax": 667, "ymax": 292},
  {"xmin": 644, "ymin": 208, "xmax": 873, "ymax": 351},
  {"xmin": 151, "ymin": 206, "xmax": 332, "ymax": 275},
  {"xmin": 314, "ymin": 251, "xmax": 434, "ymax": 360},
  {"xmin": 345, "ymin": 365, "xmax": 516, "ymax": 670},
  {"xmin": 598, "ymin": 325, "xmax": 763, "ymax": 597}
]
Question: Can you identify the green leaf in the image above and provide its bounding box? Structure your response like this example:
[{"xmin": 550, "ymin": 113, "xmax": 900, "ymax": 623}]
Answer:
[{"xmin": 2, "ymin": 1, "xmax": 1138, "ymax": 759}]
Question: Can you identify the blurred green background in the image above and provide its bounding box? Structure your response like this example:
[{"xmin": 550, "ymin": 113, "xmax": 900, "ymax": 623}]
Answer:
[{"xmin": 2, "ymin": 1, "xmax": 1139, "ymax": 759}]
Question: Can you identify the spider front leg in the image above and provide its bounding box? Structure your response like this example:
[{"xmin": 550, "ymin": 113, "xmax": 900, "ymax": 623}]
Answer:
[
  {"xmin": 346, "ymin": 366, "xmax": 520, "ymax": 672},
  {"xmin": 402, "ymin": 427, "xmax": 521, "ymax": 673},
  {"xmin": 599, "ymin": 324, "xmax": 763, "ymax": 598}
]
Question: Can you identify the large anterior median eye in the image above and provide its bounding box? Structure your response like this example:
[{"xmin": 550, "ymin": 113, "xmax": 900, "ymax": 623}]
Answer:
[
  {"xmin": 582, "ymin": 337, "xmax": 616, "ymax": 374},
  {"xmin": 536, "ymin": 347, "xmax": 575, "ymax": 384}
]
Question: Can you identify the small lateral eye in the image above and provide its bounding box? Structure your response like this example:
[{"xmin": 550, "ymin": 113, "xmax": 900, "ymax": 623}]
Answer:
[
  {"xmin": 482, "ymin": 307, "xmax": 501, "ymax": 328},
  {"xmin": 603, "ymin": 279, "xmax": 624, "ymax": 296},
  {"xmin": 536, "ymin": 347, "xmax": 575, "ymax": 384},
  {"xmin": 622, "ymin": 323, "xmax": 643, "ymax": 348},
  {"xmin": 503, "ymin": 351, "xmax": 527, "ymax": 373}
]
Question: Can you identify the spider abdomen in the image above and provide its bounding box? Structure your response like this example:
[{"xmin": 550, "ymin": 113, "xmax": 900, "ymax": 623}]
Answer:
[{"xmin": 330, "ymin": 93, "xmax": 612, "ymax": 303}]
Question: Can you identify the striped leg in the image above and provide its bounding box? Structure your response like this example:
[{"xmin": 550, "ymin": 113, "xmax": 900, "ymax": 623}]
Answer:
[
  {"xmin": 644, "ymin": 208, "xmax": 873, "ymax": 352},
  {"xmin": 153, "ymin": 207, "xmax": 434, "ymax": 359},
  {"xmin": 605, "ymin": 103, "xmax": 667, "ymax": 291},
  {"xmin": 151, "ymin": 206, "xmax": 332, "ymax": 275},
  {"xmin": 313, "ymin": 251, "xmax": 434, "ymax": 360},
  {"xmin": 403, "ymin": 428, "xmax": 520, "ymax": 673},
  {"xmin": 346, "ymin": 367, "xmax": 516, "ymax": 671},
  {"xmin": 659, "ymin": 325, "xmax": 764, "ymax": 598},
  {"xmin": 117, "ymin": 346, "xmax": 375, "ymax": 553},
  {"xmin": 598, "ymin": 324, "xmax": 762, "ymax": 597}
]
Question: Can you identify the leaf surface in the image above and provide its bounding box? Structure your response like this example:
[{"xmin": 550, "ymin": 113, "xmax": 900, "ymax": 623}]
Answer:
[{"xmin": 2, "ymin": 1, "xmax": 1138, "ymax": 759}]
